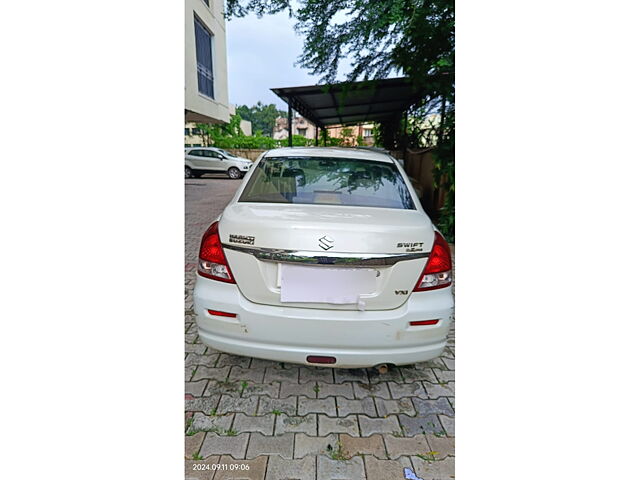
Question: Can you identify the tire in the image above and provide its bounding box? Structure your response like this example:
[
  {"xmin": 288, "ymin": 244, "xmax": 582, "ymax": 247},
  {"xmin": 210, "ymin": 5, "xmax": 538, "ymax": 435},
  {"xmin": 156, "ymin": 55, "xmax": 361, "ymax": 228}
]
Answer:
[
  {"xmin": 228, "ymin": 167, "xmax": 241, "ymax": 179},
  {"xmin": 185, "ymin": 166, "xmax": 193, "ymax": 178}
]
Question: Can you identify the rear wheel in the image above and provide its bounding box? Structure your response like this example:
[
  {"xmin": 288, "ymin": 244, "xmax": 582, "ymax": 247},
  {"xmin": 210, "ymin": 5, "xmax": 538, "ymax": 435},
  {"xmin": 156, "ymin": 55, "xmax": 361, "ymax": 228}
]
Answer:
[
  {"xmin": 228, "ymin": 167, "xmax": 241, "ymax": 179},
  {"xmin": 185, "ymin": 166, "xmax": 193, "ymax": 178}
]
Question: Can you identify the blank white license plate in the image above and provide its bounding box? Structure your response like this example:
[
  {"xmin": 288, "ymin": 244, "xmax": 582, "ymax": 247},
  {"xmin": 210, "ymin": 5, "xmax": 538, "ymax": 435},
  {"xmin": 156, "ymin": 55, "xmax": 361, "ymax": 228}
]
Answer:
[{"xmin": 280, "ymin": 264, "xmax": 376, "ymax": 304}]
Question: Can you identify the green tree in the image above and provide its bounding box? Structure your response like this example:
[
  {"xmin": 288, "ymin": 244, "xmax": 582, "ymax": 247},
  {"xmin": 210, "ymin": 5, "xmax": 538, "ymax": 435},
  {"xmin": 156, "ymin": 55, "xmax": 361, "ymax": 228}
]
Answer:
[
  {"xmin": 236, "ymin": 102, "xmax": 287, "ymax": 137},
  {"xmin": 226, "ymin": 0, "xmax": 454, "ymax": 240}
]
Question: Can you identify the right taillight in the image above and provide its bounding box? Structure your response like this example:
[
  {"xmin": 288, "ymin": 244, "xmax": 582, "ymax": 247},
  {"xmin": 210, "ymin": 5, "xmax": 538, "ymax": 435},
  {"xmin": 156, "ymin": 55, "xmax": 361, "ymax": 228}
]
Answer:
[
  {"xmin": 414, "ymin": 231, "xmax": 452, "ymax": 291},
  {"xmin": 197, "ymin": 221, "xmax": 235, "ymax": 283}
]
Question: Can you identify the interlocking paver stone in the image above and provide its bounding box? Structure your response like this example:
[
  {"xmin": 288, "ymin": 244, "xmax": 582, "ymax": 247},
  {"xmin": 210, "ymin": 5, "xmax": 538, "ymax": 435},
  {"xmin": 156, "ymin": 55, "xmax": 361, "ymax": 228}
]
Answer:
[
  {"xmin": 186, "ymin": 353, "xmax": 220, "ymax": 367},
  {"xmin": 425, "ymin": 434, "xmax": 455, "ymax": 459},
  {"xmin": 336, "ymin": 397, "xmax": 376, "ymax": 417},
  {"xmin": 265, "ymin": 455, "xmax": 316, "ymax": 480},
  {"xmin": 205, "ymin": 379, "xmax": 243, "ymax": 396},
  {"xmin": 229, "ymin": 366, "xmax": 265, "ymax": 384},
  {"xmin": 212, "ymin": 455, "xmax": 268, "ymax": 480},
  {"xmin": 439, "ymin": 414, "xmax": 454, "ymax": 436},
  {"xmin": 246, "ymin": 432, "xmax": 294, "ymax": 459},
  {"xmin": 413, "ymin": 397, "xmax": 454, "ymax": 417},
  {"xmin": 294, "ymin": 433, "xmax": 338, "ymax": 458},
  {"xmin": 358, "ymin": 415, "xmax": 401, "ymax": 436},
  {"xmin": 364, "ymin": 456, "xmax": 413, "ymax": 480},
  {"xmin": 319, "ymin": 414, "xmax": 359, "ymax": 436},
  {"xmin": 422, "ymin": 358, "xmax": 447, "ymax": 370},
  {"xmin": 185, "ymin": 343, "xmax": 207, "ymax": 355},
  {"xmin": 317, "ymin": 455, "xmax": 366, "ymax": 480},
  {"xmin": 388, "ymin": 382, "xmax": 428, "ymax": 399},
  {"xmin": 280, "ymin": 381, "xmax": 317, "ymax": 399},
  {"xmin": 422, "ymin": 381, "xmax": 455, "ymax": 399},
  {"xmin": 192, "ymin": 366, "xmax": 231, "ymax": 382},
  {"xmin": 410, "ymin": 455, "xmax": 455, "ymax": 480},
  {"xmin": 189, "ymin": 412, "xmax": 234, "ymax": 435},
  {"xmin": 399, "ymin": 367, "xmax": 438, "ymax": 383},
  {"xmin": 217, "ymin": 395, "xmax": 259, "ymax": 415},
  {"xmin": 233, "ymin": 413, "xmax": 275, "ymax": 435},
  {"xmin": 249, "ymin": 358, "xmax": 280, "ymax": 369},
  {"xmin": 339, "ymin": 434, "xmax": 386, "ymax": 458},
  {"xmin": 432, "ymin": 368, "xmax": 455, "ymax": 383},
  {"xmin": 441, "ymin": 357, "xmax": 455, "ymax": 370},
  {"xmin": 374, "ymin": 397, "xmax": 416, "ymax": 416},
  {"xmin": 383, "ymin": 434, "xmax": 429, "ymax": 459},
  {"xmin": 186, "ymin": 380, "xmax": 208, "ymax": 397},
  {"xmin": 353, "ymin": 382, "xmax": 391, "ymax": 400},
  {"xmin": 298, "ymin": 397, "xmax": 337, "ymax": 416},
  {"xmin": 398, "ymin": 413, "xmax": 443, "ymax": 436},
  {"xmin": 317, "ymin": 382, "xmax": 354, "ymax": 399},
  {"xmin": 185, "ymin": 432, "xmax": 205, "ymax": 458},
  {"xmin": 185, "ymin": 395, "xmax": 221, "ymax": 414},
  {"xmin": 275, "ymin": 414, "xmax": 317, "ymax": 435},
  {"xmin": 334, "ymin": 368, "xmax": 368, "ymax": 383},
  {"xmin": 257, "ymin": 396, "xmax": 297, "ymax": 416},
  {"xmin": 200, "ymin": 432, "xmax": 249, "ymax": 459},
  {"xmin": 216, "ymin": 353, "xmax": 252, "ymax": 368},
  {"xmin": 264, "ymin": 366, "xmax": 299, "ymax": 383},
  {"xmin": 242, "ymin": 382, "xmax": 280, "ymax": 398},
  {"xmin": 299, "ymin": 367, "xmax": 334, "ymax": 384}
]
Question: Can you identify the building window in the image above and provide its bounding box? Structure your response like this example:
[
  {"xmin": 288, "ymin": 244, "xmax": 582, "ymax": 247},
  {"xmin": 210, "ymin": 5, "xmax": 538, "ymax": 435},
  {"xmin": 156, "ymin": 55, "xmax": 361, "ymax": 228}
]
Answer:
[
  {"xmin": 364, "ymin": 129, "xmax": 373, "ymax": 137},
  {"xmin": 202, "ymin": 0, "xmax": 210, "ymax": 6},
  {"xmin": 192, "ymin": 127, "xmax": 202, "ymax": 135},
  {"xmin": 194, "ymin": 17, "xmax": 214, "ymax": 99},
  {"xmin": 297, "ymin": 128, "xmax": 307, "ymax": 136},
  {"xmin": 185, "ymin": 128, "xmax": 191, "ymax": 136}
]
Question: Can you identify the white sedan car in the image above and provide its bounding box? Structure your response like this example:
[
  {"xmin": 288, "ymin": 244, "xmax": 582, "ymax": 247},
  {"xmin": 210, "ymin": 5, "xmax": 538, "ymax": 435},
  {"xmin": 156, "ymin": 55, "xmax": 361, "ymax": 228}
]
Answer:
[
  {"xmin": 193, "ymin": 147, "xmax": 454, "ymax": 369},
  {"xmin": 185, "ymin": 147, "xmax": 252, "ymax": 179}
]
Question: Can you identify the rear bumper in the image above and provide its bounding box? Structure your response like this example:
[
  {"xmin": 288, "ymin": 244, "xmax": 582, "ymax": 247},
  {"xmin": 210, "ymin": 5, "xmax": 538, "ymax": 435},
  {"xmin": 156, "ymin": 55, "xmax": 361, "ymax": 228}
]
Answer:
[{"xmin": 193, "ymin": 275, "xmax": 454, "ymax": 368}]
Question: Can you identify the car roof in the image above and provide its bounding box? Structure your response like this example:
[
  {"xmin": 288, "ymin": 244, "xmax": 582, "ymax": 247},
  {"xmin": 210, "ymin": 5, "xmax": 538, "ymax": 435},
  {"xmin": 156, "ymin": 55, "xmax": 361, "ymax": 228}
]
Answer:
[
  {"xmin": 263, "ymin": 147, "xmax": 394, "ymax": 164},
  {"xmin": 186, "ymin": 147, "xmax": 222, "ymax": 151}
]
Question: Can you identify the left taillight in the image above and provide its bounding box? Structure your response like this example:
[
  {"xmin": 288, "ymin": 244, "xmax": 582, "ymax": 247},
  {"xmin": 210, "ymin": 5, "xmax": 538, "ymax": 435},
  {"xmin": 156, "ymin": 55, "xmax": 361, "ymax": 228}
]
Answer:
[
  {"xmin": 197, "ymin": 221, "xmax": 235, "ymax": 283},
  {"xmin": 414, "ymin": 231, "xmax": 452, "ymax": 291}
]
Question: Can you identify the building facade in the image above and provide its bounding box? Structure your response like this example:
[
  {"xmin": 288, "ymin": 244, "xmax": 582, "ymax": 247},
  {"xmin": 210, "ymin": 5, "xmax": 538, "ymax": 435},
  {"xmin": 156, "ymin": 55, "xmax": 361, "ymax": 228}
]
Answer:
[
  {"xmin": 326, "ymin": 124, "xmax": 375, "ymax": 146},
  {"xmin": 273, "ymin": 116, "xmax": 317, "ymax": 141},
  {"xmin": 185, "ymin": 0, "xmax": 230, "ymax": 124},
  {"xmin": 272, "ymin": 115, "xmax": 375, "ymax": 146}
]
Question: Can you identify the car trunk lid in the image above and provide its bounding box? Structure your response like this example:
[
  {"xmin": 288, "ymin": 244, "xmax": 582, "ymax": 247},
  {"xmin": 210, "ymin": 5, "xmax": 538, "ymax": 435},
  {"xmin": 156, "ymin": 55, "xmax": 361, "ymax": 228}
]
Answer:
[{"xmin": 219, "ymin": 203, "xmax": 434, "ymax": 311}]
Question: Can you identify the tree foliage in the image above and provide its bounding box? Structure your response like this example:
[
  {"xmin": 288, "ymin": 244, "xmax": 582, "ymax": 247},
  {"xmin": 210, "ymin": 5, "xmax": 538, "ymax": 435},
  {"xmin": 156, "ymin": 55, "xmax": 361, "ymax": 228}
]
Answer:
[
  {"xmin": 226, "ymin": 0, "xmax": 453, "ymax": 93},
  {"xmin": 226, "ymin": 0, "xmax": 454, "ymax": 241},
  {"xmin": 235, "ymin": 102, "xmax": 286, "ymax": 137}
]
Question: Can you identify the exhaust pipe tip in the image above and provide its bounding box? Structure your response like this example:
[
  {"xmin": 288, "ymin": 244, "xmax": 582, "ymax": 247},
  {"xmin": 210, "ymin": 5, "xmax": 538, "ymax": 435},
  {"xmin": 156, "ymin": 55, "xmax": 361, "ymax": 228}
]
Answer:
[{"xmin": 374, "ymin": 363, "xmax": 389, "ymax": 375}]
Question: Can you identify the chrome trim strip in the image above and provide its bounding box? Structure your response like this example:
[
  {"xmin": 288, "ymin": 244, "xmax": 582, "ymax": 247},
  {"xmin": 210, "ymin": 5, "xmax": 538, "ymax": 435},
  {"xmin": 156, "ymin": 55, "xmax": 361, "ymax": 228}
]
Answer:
[{"xmin": 222, "ymin": 243, "xmax": 429, "ymax": 267}]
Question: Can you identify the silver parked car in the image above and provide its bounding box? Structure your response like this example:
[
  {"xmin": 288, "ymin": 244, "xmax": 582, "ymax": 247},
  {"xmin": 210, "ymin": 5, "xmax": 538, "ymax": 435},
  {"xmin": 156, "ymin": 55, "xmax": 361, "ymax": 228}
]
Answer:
[{"xmin": 185, "ymin": 147, "xmax": 253, "ymax": 179}]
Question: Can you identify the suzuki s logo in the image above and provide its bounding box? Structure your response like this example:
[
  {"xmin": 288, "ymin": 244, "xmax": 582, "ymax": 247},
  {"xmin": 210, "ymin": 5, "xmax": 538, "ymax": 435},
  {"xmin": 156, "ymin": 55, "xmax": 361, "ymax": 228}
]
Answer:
[{"xmin": 318, "ymin": 235, "xmax": 334, "ymax": 251}]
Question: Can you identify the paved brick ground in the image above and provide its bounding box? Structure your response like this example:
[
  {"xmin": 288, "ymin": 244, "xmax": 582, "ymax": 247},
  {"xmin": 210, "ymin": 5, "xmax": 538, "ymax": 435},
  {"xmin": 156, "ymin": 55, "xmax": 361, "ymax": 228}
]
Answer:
[{"xmin": 185, "ymin": 176, "xmax": 455, "ymax": 480}]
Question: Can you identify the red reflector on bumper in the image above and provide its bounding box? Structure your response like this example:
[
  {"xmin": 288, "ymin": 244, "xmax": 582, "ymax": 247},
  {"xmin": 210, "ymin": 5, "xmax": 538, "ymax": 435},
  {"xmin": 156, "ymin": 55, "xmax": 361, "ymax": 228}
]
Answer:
[
  {"xmin": 410, "ymin": 319, "xmax": 440, "ymax": 326},
  {"xmin": 207, "ymin": 309, "xmax": 237, "ymax": 318},
  {"xmin": 306, "ymin": 355, "xmax": 336, "ymax": 364}
]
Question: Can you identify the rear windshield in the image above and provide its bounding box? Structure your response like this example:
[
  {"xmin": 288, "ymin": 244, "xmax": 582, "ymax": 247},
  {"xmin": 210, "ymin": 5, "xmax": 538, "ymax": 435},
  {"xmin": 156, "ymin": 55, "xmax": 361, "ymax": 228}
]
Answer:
[{"xmin": 238, "ymin": 156, "xmax": 415, "ymax": 210}]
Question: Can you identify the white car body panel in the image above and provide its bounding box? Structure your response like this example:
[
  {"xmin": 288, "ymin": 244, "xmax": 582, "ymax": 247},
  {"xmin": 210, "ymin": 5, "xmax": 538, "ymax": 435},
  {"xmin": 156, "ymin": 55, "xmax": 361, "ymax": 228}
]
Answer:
[{"xmin": 193, "ymin": 147, "xmax": 454, "ymax": 368}]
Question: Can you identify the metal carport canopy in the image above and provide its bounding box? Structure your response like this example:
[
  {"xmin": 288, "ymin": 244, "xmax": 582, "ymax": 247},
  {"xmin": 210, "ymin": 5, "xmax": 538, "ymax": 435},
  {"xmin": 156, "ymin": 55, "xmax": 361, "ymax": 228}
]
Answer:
[{"xmin": 271, "ymin": 77, "xmax": 425, "ymax": 128}]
